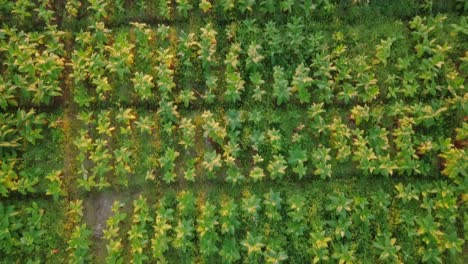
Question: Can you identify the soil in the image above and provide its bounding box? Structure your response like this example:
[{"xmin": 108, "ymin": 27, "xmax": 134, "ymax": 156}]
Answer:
[{"xmin": 83, "ymin": 191, "xmax": 123, "ymax": 261}]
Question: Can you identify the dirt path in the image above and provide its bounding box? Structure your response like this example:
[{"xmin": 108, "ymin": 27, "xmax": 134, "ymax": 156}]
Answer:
[
  {"xmin": 57, "ymin": 28, "xmax": 121, "ymax": 262},
  {"xmin": 83, "ymin": 191, "xmax": 124, "ymax": 262}
]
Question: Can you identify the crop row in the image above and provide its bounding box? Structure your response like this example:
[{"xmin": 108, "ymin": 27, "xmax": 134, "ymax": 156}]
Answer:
[
  {"xmin": 0, "ymin": 110, "xmax": 62, "ymax": 198},
  {"xmin": 2, "ymin": 0, "xmax": 334, "ymax": 28},
  {"xmin": 0, "ymin": 200, "xmax": 65, "ymax": 263},
  {"xmin": 1, "ymin": 180, "xmax": 464, "ymax": 263},
  {"xmin": 61, "ymin": 181, "xmax": 464, "ymax": 263},
  {"xmin": 69, "ymin": 15, "xmax": 467, "ymax": 107},
  {"xmin": 3, "ymin": 95, "xmax": 463, "ymax": 197},
  {"xmin": 5, "ymin": 0, "xmax": 460, "ymax": 30},
  {"xmin": 1, "ymin": 15, "xmax": 466, "ymax": 108},
  {"xmin": 69, "ymin": 103, "xmax": 466, "ymax": 192}
]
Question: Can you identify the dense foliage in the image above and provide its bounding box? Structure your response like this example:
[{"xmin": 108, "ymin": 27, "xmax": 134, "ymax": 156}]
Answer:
[{"xmin": 0, "ymin": 0, "xmax": 466, "ymax": 263}]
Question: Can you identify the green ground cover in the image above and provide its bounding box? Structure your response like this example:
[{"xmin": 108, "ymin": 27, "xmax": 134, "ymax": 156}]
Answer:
[{"xmin": 0, "ymin": 0, "xmax": 467, "ymax": 263}]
